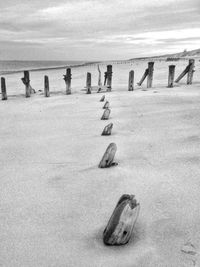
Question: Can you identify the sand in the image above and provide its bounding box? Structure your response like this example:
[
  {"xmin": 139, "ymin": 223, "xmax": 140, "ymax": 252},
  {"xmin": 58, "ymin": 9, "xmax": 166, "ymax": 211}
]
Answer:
[{"xmin": 0, "ymin": 59, "xmax": 200, "ymax": 267}]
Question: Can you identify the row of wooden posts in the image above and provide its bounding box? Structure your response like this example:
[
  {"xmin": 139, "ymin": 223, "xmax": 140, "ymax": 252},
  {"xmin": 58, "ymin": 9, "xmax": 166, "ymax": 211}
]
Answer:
[
  {"xmin": 0, "ymin": 59, "xmax": 196, "ymax": 100},
  {"xmin": 98, "ymin": 94, "xmax": 140, "ymax": 245}
]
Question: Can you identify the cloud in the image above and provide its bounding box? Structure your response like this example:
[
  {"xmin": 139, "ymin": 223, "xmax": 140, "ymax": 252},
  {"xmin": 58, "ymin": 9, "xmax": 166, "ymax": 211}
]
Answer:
[{"xmin": 0, "ymin": 0, "xmax": 199, "ymax": 60}]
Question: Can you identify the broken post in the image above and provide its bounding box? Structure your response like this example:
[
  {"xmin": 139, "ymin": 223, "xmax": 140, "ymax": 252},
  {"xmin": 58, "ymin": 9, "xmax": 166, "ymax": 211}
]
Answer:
[
  {"xmin": 107, "ymin": 65, "xmax": 112, "ymax": 91},
  {"xmin": 137, "ymin": 69, "xmax": 148, "ymax": 86},
  {"xmin": 128, "ymin": 70, "xmax": 134, "ymax": 91},
  {"xmin": 100, "ymin": 95, "xmax": 105, "ymax": 102},
  {"xmin": 168, "ymin": 65, "xmax": 175, "ymax": 88},
  {"xmin": 101, "ymin": 108, "xmax": 111, "ymax": 120},
  {"xmin": 1, "ymin": 77, "xmax": 7, "ymax": 100},
  {"xmin": 102, "ymin": 123, "xmax": 113, "ymax": 136},
  {"xmin": 187, "ymin": 59, "xmax": 195, "ymax": 85},
  {"xmin": 98, "ymin": 143, "xmax": 117, "ymax": 168},
  {"xmin": 103, "ymin": 101, "xmax": 110, "ymax": 109},
  {"xmin": 63, "ymin": 68, "xmax": 72, "ymax": 95},
  {"xmin": 86, "ymin": 72, "xmax": 91, "ymax": 94},
  {"xmin": 44, "ymin": 75, "xmax": 50, "ymax": 97},
  {"xmin": 147, "ymin": 62, "xmax": 154, "ymax": 88},
  {"xmin": 21, "ymin": 71, "xmax": 31, "ymax": 97},
  {"xmin": 103, "ymin": 194, "xmax": 140, "ymax": 245}
]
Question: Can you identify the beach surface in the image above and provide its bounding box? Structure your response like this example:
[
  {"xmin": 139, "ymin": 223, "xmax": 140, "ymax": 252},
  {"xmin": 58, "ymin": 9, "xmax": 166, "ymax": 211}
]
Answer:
[{"xmin": 0, "ymin": 59, "xmax": 200, "ymax": 266}]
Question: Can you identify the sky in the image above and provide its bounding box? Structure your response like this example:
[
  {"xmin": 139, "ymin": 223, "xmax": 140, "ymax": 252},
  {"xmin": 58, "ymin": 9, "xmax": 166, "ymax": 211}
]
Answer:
[{"xmin": 0, "ymin": 0, "xmax": 199, "ymax": 60}]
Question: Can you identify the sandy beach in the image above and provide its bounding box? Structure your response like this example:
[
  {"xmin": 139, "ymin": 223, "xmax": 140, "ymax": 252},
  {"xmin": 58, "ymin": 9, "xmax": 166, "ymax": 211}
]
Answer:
[{"xmin": 1, "ymin": 59, "xmax": 200, "ymax": 266}]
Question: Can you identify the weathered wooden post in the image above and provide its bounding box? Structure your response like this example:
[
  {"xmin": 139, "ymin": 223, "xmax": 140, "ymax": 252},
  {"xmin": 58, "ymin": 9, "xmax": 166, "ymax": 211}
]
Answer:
[
  {"xmin": 128, "ymin": 70, "xmax": 134, "ymax": 91},
  {"xmin": 137, "ymin": 69, "xmax": 148, "ymax": 86},
  {"xmin": 107, "ymin": 65, "xmax": 113, "ymax": 91},
  {"xmin": 100, "ymin": 95, "xmax": 105, "ymax": 102},
  {"xmin": 86, "ymin": 72, "xmax": 91, "ymax": 94},
  {"xmin": 187, "ymin": 59, "xmax": 195, "ymax": 85},
  {"xmin": 63, "ymin": 68, "xmax": 72, "ymax": 95},
  {"xmin": 97, "ymin": 65, "xmax": 102, "ymax": 91},
  {"xmin": 44, "ymin": 75, "xmax": 50, "ymax": 97},
  {"xmin": 167, "ymin": 65, "xmax": 175, "ymax": 88},
  {"xmin": 103, "ymin": 101, "xmax": 110, "ymax": 109},
  {"xmin": 102, "ymin": 123, "xmax": 113, "ymax": 136},
  {"xmin": 1, "ymin": 77, "xmax": 7, "ymax": 100},
  {"xmin": 147, "ymin": 62, "xmax": 154, "ymax": 88},
  {"xmin": 104, "ymin": 72, "xmax": 108, "ymax": 86},
  {"xmin": 101, "ymin": 108, "xmax": 111, "ymax": 120},
  {"xmin": 103, "ymin": 194, "xmax": 140, "ymax": 245},
  {"xmin": 99, "ymin": 143, "xmax": 117, "ymax": 168},
  {"xmin": 21, "ymin": 71, "xmax": 31, "ymax": 97}
]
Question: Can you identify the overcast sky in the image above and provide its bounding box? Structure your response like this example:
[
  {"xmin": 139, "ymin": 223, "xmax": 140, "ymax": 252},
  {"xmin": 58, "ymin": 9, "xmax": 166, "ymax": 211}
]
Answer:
[{"xmin": 0, "ymin": 0, "xmax": 199, "ymax": 60}]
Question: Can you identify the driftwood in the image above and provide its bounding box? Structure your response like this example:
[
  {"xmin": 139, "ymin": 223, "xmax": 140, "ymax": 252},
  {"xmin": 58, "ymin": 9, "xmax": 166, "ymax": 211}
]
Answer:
[
  {"xmin": 98, "ymin": 143, "xmax": 117, "ymax": 168},
  {"xmin": 167, "ymin": 65, "xmax": 175, "ymax": 88},
  {"xmin": 187, "ymin": 59, "xmax": 195, "ymax": 85},
  {"xmin": 102, "ymin": 123, "xmax": 113, "ymax": 136},
  {"xmin": 103, "ymin": 101, "xmax": 110, "ymax": 109},
  {"xmin": 100, "ymin": 95, "xmax": 105, "ymax": 102},
  {"xmin": 103, "ymin": 194, "xmax": 140, "ymax": 245},
  {"xmin": 101, "ymin": 108, "xmax": 111, "ymax": 120},
  {"xmin": 1, "ymin": 77, "xmax": 7, "ymax": 100},
  {"xmin": 86, "ymin": 72, "xmax": 91, "ymax": 94},
  {"xmin": 128, "ymin": 70, "xmax": 134, "ymax": 91},
  {"xmin": 147, "ymin": 62, "xmax": 154, "ymax": 88},
  {"xmin": 63, "ymin": 68, "xmax": 72, "ymax": 95},
  {"xmin": 44, "ymin": 75, "xmax": 50, "ymax": 97},
  {"xmin": 107, "ymin": 65, "xmax": 112, "ymax": 91},
  {"xmin": 137, "ymin": 69, "xmax": 148, "ymax": 86}
]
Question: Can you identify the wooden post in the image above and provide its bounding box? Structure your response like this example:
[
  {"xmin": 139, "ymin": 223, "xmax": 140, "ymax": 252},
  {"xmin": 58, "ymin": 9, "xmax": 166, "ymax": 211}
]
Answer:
[
  {"xmin": 104, "ymin": 72, "xmax": 108, "ymax": 86},
  {"xmin": 147, "ymin": 62, "xmax": 154, "ymax": 88},
  {"xmin": 128, "ymin": 70, "xmax": 134, "ymax": 91},
  {"xmin": 102, "ymin": 123, "xmax": 113, "ymax": 136},
  {"xmin": 107, "ymin": 65, "xmax": 112, "ymax": 91},
  {"xmin": 1, "ymin": 77, "xmax": 7, "ymax": 100},
  {"xmin": 63, "ymin": 68, "xmax": 72, "ymax": 95},
  {"xmin": 103, "ymin": 101, "xmax": 110, "ymax": 109},
  {"xmin": 21, "ymin": 71, "xmax": 31, "ymax": 97},
  {"xmin": 101, "ymin": 108, "xmax": 111, "ymax": 120},
  {"xmin": 137, "ymin": 69, "xmax": 148, "ymax": 86},
  {"xmin": 175, "ymin": 64, "xmax": 190, "ymax": 83},
  {"xmin": 100, "ymin": 95, "xmax": 105, "ymax": 102},
  {"xmin": 103, "ymin": 194, "xmax": 140, "ymax": 245},
  {"xmin": 98, "ymin": 143, "xmax": 117, "ymax": 168},
  {"xmin": 86, "ymin": 72, "xmax": 91, "ymax": 94},
  {"xmin": 44, "ymin": 75, "xmax": 50, "ymax": 97},
  {"xmin": 187, "ymin": 59, "xmax": 195, "ymax": 85},
  {"xmin": 98, "ymin": 65, "xmax": 102, "ymax": 91},
  {"xmin": 168, "ymin": 65, "xmax": 175, "ymax": 88}
]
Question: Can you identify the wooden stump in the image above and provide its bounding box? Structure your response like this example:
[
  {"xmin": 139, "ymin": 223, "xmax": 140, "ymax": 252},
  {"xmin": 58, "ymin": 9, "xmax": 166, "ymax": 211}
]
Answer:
[
  {"xmin": 86, "ymin": 72, "xmax": 91, "ymax": 94},
  {"xmin": 103, "ymin": 101, "xmax": 110, "ymax": 109},
  {"xmin": 137, "ymin": 69, "xmax": 148, "ymax": 86},
  {"xmin": 1, "ymin": 77, "xmax": 7, "ymax": 100},
  {"xmin": 187, "ymin": 59, "xmax": 195, "ymax": 85},
  {"xmin": 44, "ymin": 75, "xmax": 50, "ymax": 97},
  {"xmin": 101, "ymin": 108, "xmax": 111, "ymax": 120},
  {"xmin": 21, "ymin": 71, "xmax": 31, "ymax": 97},
  {"xmin": 147, "ymin": 62, "xmax": 154, "ymax": 88},
  {"xmin": 100, "ymin": 95, "xmax": 105, "ymax": 102},
  {"xmin": 107, "ymin": 65, "xmax": 112, "ymax": 91},
  {"xmin": 167, "ymin": 65, "xmax": 175, "ymax": 88},
  {"xmin": 63, "ymin": 68, "xmax": 72, "ymax": 95},
  {"xmin": 128, "ymin": 70, "xmax": 134, "ymax": 91},
  {"xmin": 103, "ymin": 194, "xmax": 140, "ymax": 245},
  {"xmin": 98, "ymin": 143, "xmax": 117, "ymax": 168},
  {"xmin": 102, "ymin": 123, "xmax": 113, "ymax": 136}
]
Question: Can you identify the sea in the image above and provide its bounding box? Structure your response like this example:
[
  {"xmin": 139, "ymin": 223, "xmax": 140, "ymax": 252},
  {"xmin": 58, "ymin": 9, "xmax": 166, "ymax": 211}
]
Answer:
[{"xmin": 0, "ymin": 60, "xmax": 87, "ymax": 75}]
